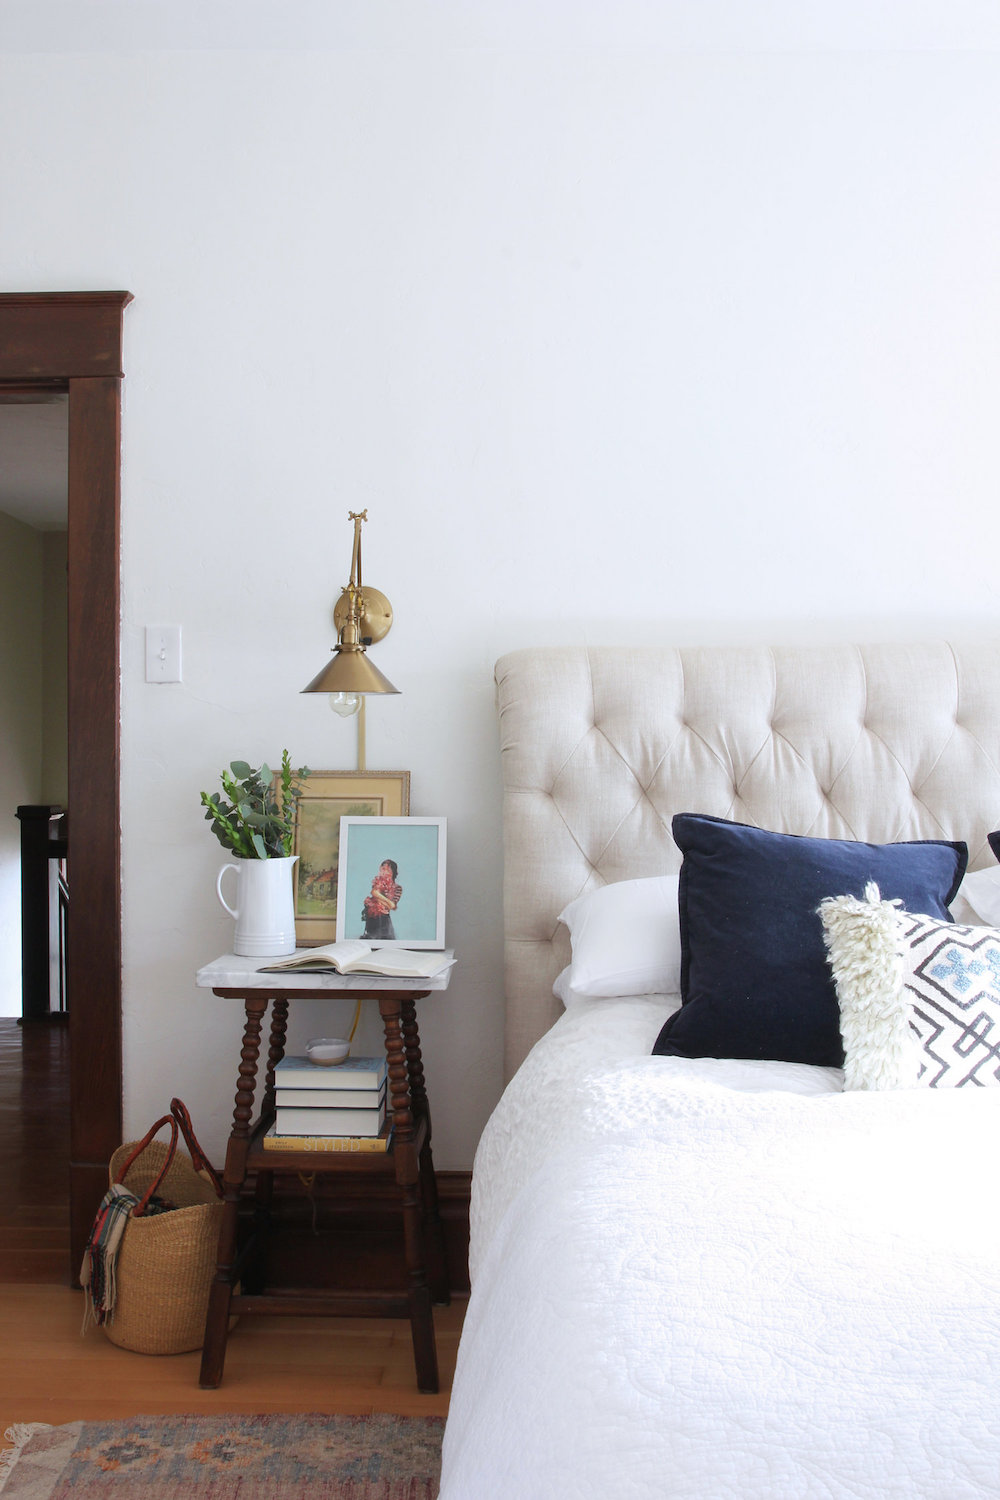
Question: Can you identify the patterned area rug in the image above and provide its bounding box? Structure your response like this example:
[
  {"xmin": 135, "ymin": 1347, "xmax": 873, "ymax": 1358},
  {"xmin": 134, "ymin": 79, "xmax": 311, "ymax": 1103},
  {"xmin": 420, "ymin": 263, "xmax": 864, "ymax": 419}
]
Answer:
[{"xmin": 0, "ymin": 1413, "xmax": 443, "ymax": 1498}]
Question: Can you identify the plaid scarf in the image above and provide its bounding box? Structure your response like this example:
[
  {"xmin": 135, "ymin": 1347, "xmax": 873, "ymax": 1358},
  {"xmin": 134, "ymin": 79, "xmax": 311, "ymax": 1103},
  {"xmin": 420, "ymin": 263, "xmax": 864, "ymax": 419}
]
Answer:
[{"xmin": 79, "ymin": 1184, "xmax": 172, "ymax": 1331}]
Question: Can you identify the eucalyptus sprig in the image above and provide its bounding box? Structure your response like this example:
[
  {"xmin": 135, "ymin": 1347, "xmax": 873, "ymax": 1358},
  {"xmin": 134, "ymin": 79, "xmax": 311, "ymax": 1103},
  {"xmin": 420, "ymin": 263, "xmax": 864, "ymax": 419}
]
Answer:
[{"xmin": 200, "ymin": 751, "xmax": 309, "ymax": 859}]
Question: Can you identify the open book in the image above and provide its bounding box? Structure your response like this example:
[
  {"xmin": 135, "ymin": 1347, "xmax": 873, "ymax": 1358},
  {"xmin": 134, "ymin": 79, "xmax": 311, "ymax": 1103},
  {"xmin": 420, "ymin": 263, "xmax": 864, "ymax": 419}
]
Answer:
[{"xmin": 257, "ymin": 941, "xmax": 454, "ymax": 979}]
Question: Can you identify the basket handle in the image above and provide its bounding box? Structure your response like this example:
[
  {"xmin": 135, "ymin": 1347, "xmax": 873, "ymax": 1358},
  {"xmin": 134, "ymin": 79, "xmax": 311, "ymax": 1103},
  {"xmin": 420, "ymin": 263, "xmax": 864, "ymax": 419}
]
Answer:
[
  {"xmin": 114, "ymin": 1112, "xmax": 180, "ymax": 1216},
  {"xmin": 112, "ymin": 1100, "xmax": 223, "ymax": 1216},
  {"xmin": 169, "ymin": 1097, "xmax": 223, "ymax": 1197}
]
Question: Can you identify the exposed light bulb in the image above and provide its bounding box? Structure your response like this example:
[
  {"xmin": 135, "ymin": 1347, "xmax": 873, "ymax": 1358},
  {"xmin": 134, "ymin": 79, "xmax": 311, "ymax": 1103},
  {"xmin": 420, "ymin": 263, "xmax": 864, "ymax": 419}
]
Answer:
[{"xmin": 329, "ymin": 691, "xmax": 362, "ymax": 717}]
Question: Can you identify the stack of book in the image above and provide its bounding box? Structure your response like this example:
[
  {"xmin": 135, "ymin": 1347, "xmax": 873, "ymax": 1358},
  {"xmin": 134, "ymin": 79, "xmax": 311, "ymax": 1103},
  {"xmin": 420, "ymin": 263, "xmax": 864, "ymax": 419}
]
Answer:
[{"xmin": 263, "ymin": 1053, "xmax": 391, "ymax": 1153}]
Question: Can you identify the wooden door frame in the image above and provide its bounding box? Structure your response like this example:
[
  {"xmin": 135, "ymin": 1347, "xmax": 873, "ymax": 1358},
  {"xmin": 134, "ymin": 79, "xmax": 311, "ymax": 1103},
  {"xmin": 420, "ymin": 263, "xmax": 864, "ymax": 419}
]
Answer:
[{"xmin": 0, "ymin": 291, "xmax": 132, "ymax": 1270}]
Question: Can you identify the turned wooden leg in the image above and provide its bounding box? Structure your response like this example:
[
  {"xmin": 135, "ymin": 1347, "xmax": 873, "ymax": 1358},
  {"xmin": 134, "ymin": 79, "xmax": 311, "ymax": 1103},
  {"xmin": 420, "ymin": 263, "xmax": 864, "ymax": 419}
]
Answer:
[
  {"xmin": 401, "ymin": 996, "xmax": 450, "ymax": 1305},
  {"xmin": 380, "ymin": 994, "xmax": 439, "ymax": 1394},
  {"xmin": 199, "ymin": 993, "xmax": 269, "ymax": 1389},
  {"xmin": 244, "ymin": 998, "xmax": 287, "ymax": 1293},
  {"xmin": 262, "ymin": 997, "xmax": 289, "ymax": 1119}
]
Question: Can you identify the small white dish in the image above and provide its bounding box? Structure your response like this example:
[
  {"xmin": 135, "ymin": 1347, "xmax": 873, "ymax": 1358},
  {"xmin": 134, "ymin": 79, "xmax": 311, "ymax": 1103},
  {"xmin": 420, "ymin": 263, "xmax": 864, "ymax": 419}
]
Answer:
[{"xmin": 305, "ymin": 1037, "xmax": 351, "ymax": 1066}]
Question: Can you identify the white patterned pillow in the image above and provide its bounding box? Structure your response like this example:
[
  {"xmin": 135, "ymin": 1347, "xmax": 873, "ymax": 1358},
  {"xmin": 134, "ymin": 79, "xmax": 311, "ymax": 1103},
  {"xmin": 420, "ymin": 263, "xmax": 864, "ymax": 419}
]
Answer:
[{"xmin": 819, "ymin": 883, "xmax": 1000, "ymax": 1090}]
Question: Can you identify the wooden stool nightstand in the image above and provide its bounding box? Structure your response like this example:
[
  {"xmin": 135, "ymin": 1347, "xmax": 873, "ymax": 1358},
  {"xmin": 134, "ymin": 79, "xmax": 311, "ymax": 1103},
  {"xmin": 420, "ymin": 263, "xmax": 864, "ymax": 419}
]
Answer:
[{"xmin": 194, "ymin": 954, "xmax": 453, "ymax": 1393}]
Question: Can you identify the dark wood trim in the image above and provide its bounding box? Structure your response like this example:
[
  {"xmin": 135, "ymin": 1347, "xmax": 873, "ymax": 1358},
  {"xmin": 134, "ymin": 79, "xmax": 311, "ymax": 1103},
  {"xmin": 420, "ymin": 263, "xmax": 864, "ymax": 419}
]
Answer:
[
  {"xmin": 429, "ymin": 1168, "xmax": 471, "ymax": 1292},
  {"xmin": 67, "ymin": 374, "xmax": 123, "ymax": 1178},
  {"xmin": 0, "ymin": 293, "xmax": 130, "ymax": 379},
  {"xmin": 0, "ymin": 291, "xmax": 131, "ymax": 1272}
]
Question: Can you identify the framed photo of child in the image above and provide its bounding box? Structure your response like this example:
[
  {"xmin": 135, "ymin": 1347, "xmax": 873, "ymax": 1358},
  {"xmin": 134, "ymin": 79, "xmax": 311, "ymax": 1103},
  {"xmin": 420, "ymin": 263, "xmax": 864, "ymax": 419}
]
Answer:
[
  {"xmin": 283, "ymin": 770, "xmax": 410, "ymax": 945},
  {"xmin": 335, "ymin": 816, "xmax": 447, "ymax": 949}
]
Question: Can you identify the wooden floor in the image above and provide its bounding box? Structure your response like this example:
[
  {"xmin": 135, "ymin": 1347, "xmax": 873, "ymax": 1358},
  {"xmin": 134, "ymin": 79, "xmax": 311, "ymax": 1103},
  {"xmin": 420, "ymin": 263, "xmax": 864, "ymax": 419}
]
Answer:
[
  {"xmin": 0, "ymin": 1015, "xmax": 71, "ymax": 1285},
  {"xmin": 0, "ymin": 1018, "xmax": 465, "ymax": 1445}
]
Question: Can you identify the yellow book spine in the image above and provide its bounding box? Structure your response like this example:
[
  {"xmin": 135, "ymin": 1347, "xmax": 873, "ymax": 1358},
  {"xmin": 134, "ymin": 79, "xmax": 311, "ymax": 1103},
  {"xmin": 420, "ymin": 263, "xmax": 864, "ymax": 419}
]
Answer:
[{"xmin": 262, "ymin": 1129, "xmax": 391, "ymax": 1153}]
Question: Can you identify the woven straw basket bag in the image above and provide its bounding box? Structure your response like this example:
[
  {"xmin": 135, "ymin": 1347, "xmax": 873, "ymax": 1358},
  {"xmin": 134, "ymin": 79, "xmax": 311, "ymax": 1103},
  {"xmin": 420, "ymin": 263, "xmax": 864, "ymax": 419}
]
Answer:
[{"xmin": 102, "ymin": 1099, "xmax": 224, "ymax": 1355}]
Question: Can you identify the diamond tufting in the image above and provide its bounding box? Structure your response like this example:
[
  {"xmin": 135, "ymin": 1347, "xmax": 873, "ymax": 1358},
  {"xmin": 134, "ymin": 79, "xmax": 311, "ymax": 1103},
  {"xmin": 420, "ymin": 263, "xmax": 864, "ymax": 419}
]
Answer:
[{"xmin": 496, "ymin": 642, "xmax": 1000, "ymax": 1078}]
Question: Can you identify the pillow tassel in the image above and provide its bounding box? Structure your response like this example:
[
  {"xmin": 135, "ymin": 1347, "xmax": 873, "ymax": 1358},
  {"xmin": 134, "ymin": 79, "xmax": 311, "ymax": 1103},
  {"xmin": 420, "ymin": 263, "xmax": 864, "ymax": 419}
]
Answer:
[{"xmin": 818, "ymin": 882, "xmax": 918, "ymax": 1091}]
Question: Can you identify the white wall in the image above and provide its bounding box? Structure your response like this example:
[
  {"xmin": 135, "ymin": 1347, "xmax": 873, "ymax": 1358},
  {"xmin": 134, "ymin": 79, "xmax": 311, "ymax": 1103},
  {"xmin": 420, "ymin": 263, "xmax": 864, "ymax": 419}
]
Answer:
[{"xmin": 2, "ymin": 2, "xmax": 1000, "ymax": 1160}]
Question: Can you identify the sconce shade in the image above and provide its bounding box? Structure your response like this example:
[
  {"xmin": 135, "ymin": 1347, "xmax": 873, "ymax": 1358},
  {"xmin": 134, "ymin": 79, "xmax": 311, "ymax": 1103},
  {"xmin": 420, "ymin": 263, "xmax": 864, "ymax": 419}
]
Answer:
[{"xmin": 302, "ymin": 645, "xmax": 399, "ymax": 696}]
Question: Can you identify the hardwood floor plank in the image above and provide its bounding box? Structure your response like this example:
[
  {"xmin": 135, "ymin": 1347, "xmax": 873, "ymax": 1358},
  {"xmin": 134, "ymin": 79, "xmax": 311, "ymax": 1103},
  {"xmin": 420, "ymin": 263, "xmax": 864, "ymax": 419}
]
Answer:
[{"xmin": 0, "ymin": 1285, "xmax": 464, "ymax": 1432}]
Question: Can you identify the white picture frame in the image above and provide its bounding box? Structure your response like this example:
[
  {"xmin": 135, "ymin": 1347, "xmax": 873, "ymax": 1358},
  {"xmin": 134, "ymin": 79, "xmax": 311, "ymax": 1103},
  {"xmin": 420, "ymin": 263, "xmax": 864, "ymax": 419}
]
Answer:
[{"xmin": 335, "ymin": 816, "xmax": 447, "ymax": 949}]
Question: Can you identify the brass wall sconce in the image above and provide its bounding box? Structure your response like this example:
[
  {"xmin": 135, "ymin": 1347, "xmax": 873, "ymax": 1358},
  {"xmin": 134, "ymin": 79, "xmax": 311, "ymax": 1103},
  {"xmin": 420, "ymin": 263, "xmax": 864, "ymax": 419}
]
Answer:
[{"xmin": 302, "ymin": 510, "xmax": 398, "ymax": 768}]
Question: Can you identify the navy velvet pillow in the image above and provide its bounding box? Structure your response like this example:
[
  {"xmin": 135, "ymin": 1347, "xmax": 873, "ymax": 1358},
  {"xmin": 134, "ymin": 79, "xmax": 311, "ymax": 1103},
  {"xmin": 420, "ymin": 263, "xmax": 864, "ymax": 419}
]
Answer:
[{"xmin": 652, "ymin": 814, "xmax": 967, "ymax": 1067}]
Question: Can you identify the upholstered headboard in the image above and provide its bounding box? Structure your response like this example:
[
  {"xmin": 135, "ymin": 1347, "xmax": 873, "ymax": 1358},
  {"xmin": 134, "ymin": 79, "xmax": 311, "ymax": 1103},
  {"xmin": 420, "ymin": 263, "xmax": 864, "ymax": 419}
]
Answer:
[{"xmin": 495, "ymin": 642, "xmax": 1000, "ymax": 1078}]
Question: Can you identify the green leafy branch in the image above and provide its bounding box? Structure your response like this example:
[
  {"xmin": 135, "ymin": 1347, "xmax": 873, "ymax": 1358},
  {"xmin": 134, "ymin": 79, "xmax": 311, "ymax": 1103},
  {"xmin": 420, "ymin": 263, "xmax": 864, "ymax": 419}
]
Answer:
[
  {"xmin": 200, "ymin": 752, "xmax": 310, "ymax": 859},
  {"xmin": 277, "ymin": 749, "xmax": 308, "ymax": 856}
]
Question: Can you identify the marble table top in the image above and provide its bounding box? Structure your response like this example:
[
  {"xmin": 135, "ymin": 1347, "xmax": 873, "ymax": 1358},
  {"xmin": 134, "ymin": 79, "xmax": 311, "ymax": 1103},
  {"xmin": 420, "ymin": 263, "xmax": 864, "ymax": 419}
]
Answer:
[{"xmin": 196, "ymin": 951, "xmax": 455, "ymax": 992}]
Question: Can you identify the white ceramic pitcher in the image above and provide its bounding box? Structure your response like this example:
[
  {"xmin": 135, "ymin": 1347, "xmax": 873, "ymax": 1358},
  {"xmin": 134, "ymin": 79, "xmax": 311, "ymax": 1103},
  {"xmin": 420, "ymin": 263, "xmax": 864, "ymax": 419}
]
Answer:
[{"xmin": 216, "ymin": 854, "xmax": 298, "ymax": 956}]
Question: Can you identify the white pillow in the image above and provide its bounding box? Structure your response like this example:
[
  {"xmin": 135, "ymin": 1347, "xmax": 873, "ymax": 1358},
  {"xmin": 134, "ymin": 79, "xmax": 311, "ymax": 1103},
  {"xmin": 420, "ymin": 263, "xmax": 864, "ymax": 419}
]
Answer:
[
  {"xmin": 954, "ymin": 863, "xmax": 1000, "ymax": 927},
  {"xmin": 553, "ymin": 875, "xmax": 682, "ymax": 1004}
]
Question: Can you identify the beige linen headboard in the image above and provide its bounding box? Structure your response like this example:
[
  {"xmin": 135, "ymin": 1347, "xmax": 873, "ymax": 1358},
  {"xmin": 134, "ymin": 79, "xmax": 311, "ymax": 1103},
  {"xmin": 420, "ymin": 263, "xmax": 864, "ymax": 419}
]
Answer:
[{"xmin": 495, "ymin": 642, "xmax": 1000, "ymax": 1079}]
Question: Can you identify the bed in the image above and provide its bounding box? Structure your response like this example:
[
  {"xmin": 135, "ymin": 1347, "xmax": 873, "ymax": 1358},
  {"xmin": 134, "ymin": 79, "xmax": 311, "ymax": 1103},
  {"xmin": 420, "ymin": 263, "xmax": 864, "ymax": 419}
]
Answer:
[{"xmin": 439, "ymin": 643, "xmax": 1000, "ymax": 1499}]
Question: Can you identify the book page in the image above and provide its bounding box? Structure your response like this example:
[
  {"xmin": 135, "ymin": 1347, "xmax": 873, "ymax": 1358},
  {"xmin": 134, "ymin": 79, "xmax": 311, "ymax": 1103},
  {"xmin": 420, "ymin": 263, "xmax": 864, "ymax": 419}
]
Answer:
[
  {"xmin": 260, "ymin": 940, "xmax": 370, "ymax": 971},
  {"xmin": 258, "ymin": 943, "xmax": 453, "ymax": 977}
]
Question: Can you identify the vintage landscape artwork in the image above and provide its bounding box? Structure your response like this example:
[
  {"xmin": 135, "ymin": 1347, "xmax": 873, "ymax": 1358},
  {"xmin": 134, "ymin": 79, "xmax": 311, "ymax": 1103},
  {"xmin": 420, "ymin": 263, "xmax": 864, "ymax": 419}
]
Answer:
[{"xmin": 290, "ymin": 771, "xmax": 410, "ymax": 944}]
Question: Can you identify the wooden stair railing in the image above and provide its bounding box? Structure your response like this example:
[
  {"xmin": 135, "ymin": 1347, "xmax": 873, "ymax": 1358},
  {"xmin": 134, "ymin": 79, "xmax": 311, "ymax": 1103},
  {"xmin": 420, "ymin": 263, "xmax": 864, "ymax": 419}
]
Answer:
[{"xmin": 15, "ymin": 805, "xmax": 68, "ymax": 1022}]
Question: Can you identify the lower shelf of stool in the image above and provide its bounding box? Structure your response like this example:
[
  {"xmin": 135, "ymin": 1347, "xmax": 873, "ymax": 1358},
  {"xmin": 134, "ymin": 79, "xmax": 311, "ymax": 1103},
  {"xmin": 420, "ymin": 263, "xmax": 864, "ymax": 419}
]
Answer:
[
  {"xmin": 237, "ymin": 1200, "xmax": 451, "ymax": 1306},
  {"xmin": 230, "ymin": 1287, "xmax": 411, "ymax": 1319}
]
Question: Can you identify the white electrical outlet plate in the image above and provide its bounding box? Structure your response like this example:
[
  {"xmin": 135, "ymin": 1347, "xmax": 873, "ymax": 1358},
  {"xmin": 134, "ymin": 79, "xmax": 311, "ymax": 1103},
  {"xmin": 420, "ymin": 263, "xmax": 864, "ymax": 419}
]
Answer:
[{"xmin": 145, "ymin": 625, "xmax": 182, "ymax": 683}]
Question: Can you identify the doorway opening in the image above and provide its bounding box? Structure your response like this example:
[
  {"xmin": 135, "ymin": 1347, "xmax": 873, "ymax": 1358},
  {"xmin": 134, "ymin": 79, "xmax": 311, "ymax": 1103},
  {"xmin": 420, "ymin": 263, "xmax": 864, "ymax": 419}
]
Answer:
[{"xmin": 0, "ymin": 291, "xmax": 131, "ymax": 1274}]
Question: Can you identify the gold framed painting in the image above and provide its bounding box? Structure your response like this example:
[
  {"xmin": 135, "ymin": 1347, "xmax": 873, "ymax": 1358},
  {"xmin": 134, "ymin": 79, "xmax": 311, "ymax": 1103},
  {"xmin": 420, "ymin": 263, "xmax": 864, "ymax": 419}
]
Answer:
[{"xmin": 288, "ymin": 770, "xmax": 410, "ymax": 945}]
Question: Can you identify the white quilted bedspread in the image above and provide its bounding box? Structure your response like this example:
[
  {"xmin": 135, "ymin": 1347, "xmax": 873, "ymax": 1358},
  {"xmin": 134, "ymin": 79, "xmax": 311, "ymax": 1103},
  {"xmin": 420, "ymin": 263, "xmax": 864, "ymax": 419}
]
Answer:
[{"xmin": 439, "ymin": 998, "xmax": 1000, "ymax": 1499}]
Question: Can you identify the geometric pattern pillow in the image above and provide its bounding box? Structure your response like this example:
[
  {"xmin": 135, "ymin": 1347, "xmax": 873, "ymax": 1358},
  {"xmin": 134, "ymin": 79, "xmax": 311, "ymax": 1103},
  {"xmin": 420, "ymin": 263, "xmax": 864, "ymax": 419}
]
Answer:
[
  {"xmin": 902, "ymin": 911, "xmax": 1000, "ymax": 1086},
  {"xmin": 819, "ymin": 883, "xmax": 1000, "ymax": 1090}
]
